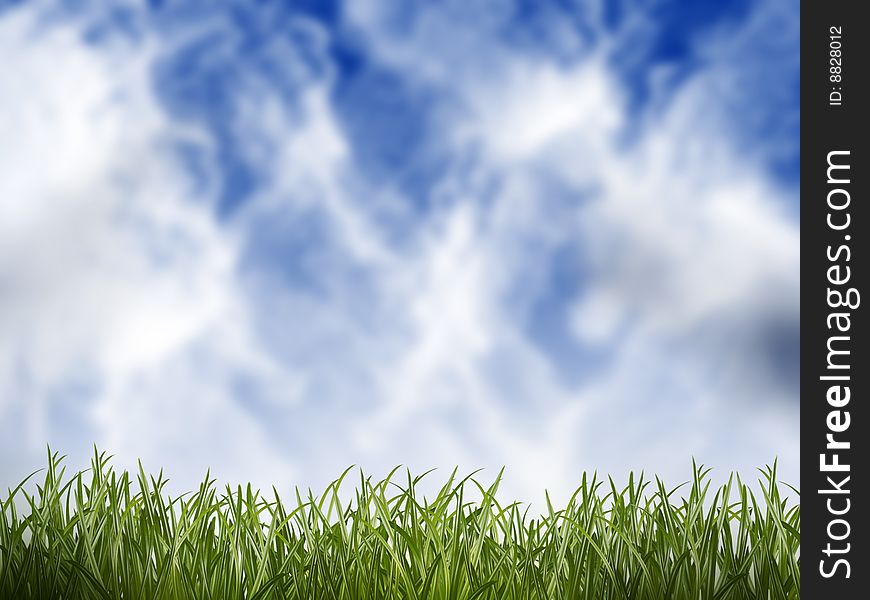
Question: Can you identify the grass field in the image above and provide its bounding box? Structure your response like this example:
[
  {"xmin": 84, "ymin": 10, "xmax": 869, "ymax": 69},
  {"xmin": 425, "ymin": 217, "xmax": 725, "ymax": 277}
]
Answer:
[{"xmin": 1, "ymin": 449, "xmax": 799, "ymax": 599}]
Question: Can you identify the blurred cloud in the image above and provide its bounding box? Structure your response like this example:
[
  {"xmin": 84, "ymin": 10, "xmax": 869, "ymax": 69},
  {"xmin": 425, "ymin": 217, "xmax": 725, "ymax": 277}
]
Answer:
[
  {"xmin": 1, "ymin": 0, "xmax": 798, "ymax": 501},
  {"xmin": 0, "ymin": 5, "xmax": 295, "ymax": 487}
]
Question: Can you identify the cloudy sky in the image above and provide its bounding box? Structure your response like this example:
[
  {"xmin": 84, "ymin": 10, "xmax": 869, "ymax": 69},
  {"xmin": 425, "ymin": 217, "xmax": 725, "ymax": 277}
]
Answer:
[{"xmin": 0, "ymin": 0, "xmax": 799, "ymax": 500}]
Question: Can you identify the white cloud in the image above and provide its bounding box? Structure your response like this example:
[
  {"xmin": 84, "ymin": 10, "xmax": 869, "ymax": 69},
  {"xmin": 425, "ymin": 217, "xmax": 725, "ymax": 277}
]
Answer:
[
  {"xmin": 458, "ymin": 59, "xmax": 622, "ymax": 163},
  {"xmin": 0, "ymin": 8, "xmax": 294, "ymax": 489},
  {"xmin": 1, "ymin": 0, "xmax": 799, "ymax": 503},
  {"xmin": 337, "ymin": 0, "xmax": 799, "ymax": 493}
]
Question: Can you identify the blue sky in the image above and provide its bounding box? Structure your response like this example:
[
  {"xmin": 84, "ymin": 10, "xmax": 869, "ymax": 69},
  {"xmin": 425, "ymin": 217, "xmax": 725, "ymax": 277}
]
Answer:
[{"xmin": 0, "ymin": 0, "xmax": 799, "ymax": 499}]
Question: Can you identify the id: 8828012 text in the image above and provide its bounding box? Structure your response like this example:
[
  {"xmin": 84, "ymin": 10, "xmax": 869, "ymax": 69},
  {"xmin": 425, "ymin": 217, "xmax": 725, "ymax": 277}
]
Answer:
[{"xmin": 829, "ymin": 26, "xmax": 843, "ymax": 107}]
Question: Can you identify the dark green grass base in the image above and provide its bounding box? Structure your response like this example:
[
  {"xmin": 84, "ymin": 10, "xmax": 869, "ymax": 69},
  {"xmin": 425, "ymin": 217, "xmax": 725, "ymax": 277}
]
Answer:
[{"xmin": 1, "ymin": 449, "xmax": 799, "ymax": 599}]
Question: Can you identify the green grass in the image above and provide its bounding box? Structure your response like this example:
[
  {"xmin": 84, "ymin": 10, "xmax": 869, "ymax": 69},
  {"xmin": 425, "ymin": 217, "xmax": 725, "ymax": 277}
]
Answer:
[{"xmin": 0, "ymin": 449, "xmax": 799, "ymax": 599}]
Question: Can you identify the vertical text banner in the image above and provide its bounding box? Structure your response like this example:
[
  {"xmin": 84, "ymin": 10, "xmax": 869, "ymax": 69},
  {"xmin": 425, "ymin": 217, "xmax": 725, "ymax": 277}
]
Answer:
[{"xmin": 802, "ymin": 1, "xmax": 868, "ymax": 596}]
